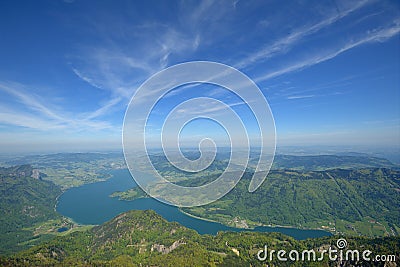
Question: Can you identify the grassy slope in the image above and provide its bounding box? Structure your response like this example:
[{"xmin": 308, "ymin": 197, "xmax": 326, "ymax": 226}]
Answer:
[
  {"xmin": 2, "ymin": 210, "xmax": 399, "ymax": 266},
  {"xmin": 182, "ymin": 168, "xmax": 400, "ymax": 237},
  {"xmin": 0, "ymin": 165, "xmax": 64, "ymax": 254}
]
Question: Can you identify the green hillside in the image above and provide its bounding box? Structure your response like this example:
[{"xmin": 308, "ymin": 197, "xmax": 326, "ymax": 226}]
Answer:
[
  {"xmin": 0, "ymin": 157, "xmax": 398, "ymax": 265},
  {"xmin": 0, "ymin": 165, "xmax": 65, "ymax": 254},
  {"xmin": 111, "ymin": 165, "xmax": 399, "ymax": 237},
  {"xmin": 2, "ymin": 210, "xmax": 399, "ymax": 266},
  {"xmin": 180, "ymin": 168, "xmax": 400, "ymax": 237}
]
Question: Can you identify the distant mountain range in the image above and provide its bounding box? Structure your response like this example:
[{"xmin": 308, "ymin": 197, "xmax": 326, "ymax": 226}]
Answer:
[
  {"xmin": 146, "ymin": 151, "xmax": 398, "ymax": 173},
  {"xmin": 2, "ymin": 151, "xmax": 397, "ymax": 173},
  {"xmin": 270, "ymin": 154, "xmax": 397, "ymax": 170}
]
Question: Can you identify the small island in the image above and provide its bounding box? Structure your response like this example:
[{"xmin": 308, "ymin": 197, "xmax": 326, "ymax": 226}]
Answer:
[{"xmin": 109, "ymin": 187, "xmax": 148, "ymax": 201}]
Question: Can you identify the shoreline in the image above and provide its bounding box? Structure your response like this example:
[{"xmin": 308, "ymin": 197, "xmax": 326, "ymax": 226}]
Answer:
[
  {"xmin": 180, "ymin": 209, "xmax": 333, "ymax": 234},
  {"xmin": 54, "ymin": 169, "xmax": 332, "ymax": 236},
  {"xmin": 179, "ymin": 209, "xmax": 223, "ymax": 225},
  {"xmin": 53, "ymin": 168, "xmax": 123, "ymax": 225},
  {"xmin": 259, "ymin": 223, "xmax": 333, "ymax": 233}
]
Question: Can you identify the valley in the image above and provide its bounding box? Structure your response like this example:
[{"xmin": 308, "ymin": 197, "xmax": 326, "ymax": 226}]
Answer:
[
  {"xmin": 1, "ymin": 210, "xmax": 399, "ymax": 266},
  {"xmin": 0, "ymin": 151, "xmax": 398, "ymax": 266}
]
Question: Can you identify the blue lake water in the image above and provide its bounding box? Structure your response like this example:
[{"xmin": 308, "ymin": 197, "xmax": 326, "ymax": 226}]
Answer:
[{"xmin": 56, "ymin": 169, "xmax": 331, "ymax": 240}]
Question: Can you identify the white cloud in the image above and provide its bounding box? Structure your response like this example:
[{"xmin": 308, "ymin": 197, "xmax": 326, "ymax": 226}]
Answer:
[
  {"xmin": 72, "ymin": 68, "xmax": 104, "ymax": 90},
  {"xmin": 0, "ymin": 110, "xmax": 65, "ymax": 130},
  {"xmin": 287, "ymin": 95, "xmax": 315, "ymax": 100},
  {"xmin": 234, "ymin": 0, "xmax": 373, "ymax": 69},
  {"xmin": 84, "ymin": 97, "xmax": 123, "ymax": 120},
  {"xmin": 0, "ymin": 82, "xmax": 115, "ymax": 131},
  {"xmin": 254, "ymin": 19, "xmax": 400, "ymax": 82},
  {"xmin": 0, "ymin": 82, "xmax": 66, "ymax": 121},
  {"xmin": 173, "ymin": 100, "xmax": 246, "ymax": 117}
]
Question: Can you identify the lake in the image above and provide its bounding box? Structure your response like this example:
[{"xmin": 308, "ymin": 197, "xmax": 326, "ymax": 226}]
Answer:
[{"xmin": 56, "ymin": 169, "xmax": 331, "ymax": 240}]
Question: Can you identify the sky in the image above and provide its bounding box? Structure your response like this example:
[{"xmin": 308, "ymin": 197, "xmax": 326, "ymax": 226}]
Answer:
[{"xmin": 0, "ymin": 0, "xmax": 399, "ymax": 154}]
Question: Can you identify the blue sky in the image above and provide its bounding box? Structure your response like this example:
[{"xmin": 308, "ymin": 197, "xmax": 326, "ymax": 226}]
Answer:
[{"xmin": 0, "ymin": 0, "xmax": 399, "ymax": 153}]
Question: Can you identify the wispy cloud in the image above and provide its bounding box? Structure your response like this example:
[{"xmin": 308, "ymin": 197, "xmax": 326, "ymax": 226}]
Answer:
[
  {"xmin": 174, "ymin": 100, "xmax": 246, "ymax": 117},
  {"xmin": 70, "ymin": 49, "xmax": 148, "ymax": 99},
  {"xmin": 234, "ymin": 0, "xmax": 373, "ymax": 69},
  {"xmin": 268, "ymin": 70, "xmax": 387, "ymax": 101},
  {"xmin": 83, "ymin": 97, "xmax": 123, "ymax": 120},
  {"xmin": 0, "ymin": 82, "xmax": 66, "ymax": 121},
  {"xmin": 70, "ymin": 22, "xmax": 203, "ymax": 104},
  {"xmin": 0, "ymin": 81, "xmax": 115, "ymax": 131},
  {"xmin": 287, "ymin": 95, "xmax": 315, "ymax": 100},
  {"xmin": 187, "ymin": 0, "xmax": 217, "ymax": 27},
  {"xmin": 72, "ymin": 66, "xmax": 127, "ymax": 120},
  {"xmin": 72, "ymin": 67, "xmax": 104, "ymax": 90},
  {"xmin": 254, "ymin": 19, "xmax": 400, "ymax": 82},
  {"xmin": 0, "ymin": 109, "xmax": 65, "ymax": 130}
]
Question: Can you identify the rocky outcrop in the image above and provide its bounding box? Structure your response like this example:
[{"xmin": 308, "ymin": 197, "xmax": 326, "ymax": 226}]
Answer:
[
  {"xmin": 151, "ymin": 240, "xmax": 186, "ymax": 254},
  {"xmin": 31, "ymin": 169, "xmax": 41, "ymax": 179}
]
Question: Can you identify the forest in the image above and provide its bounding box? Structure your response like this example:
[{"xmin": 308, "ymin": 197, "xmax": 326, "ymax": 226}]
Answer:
[{"xmin": 1, "ymin": 210, "xmax": 398, "ymax": 266}]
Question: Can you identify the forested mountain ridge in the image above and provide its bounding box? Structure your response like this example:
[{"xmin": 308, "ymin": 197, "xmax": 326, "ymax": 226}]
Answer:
[
  {"xmin": 0, "ymin": 165, "xmax": 65, "ymax": 254},
  {"xmin": 109, "ymin": 163, "xmax": 400, "ymax": 237},
  {"xmin": 106, "ymin": 150, "xmax": 400, "ymax": 237},
  {"xmin": 178, "ymin": 168, "xmax": 399, "ymax": 237},
  {"xmin": 0, "ymin": 164, "xmax": 38, "ymax": 178},
  {"xmin": 2, "ymin": 210, "xmax": 399, "ymax": 266}
]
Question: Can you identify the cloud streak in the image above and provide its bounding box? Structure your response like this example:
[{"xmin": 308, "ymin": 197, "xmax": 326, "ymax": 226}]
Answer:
[
  {"xmin": 254, "ymin": 19, "xmax": 400, "ymax": 83},
  {"xmin": 0, "ymin": 81, "xmax": 115, "ymax": 131},
  {"xmin": 234, "ymin": 0, "xmax": 373, "ymax": 69},
  {"xmin": 286, "ymin": 95, "xmax": 315, "ymax": 100}
]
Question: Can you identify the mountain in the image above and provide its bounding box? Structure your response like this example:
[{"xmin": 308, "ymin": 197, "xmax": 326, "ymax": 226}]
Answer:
[
  {"xmin": 1, "ymin": 153, "xmax": 126, "ymax": 189},
  {"xmin": 0, "ymin": 156, "xmax": 399, "ymax": 265},
  {"xmin": 0, "ymin": 165, "xmax": 64, "ymax": 254},
  {"xmin": 4, "ymin": 152, "xmax": 123, "ymax": 167},
  {"xmin": 2, "ymin": 210, "xmax": 399, "ymax": 266},
  {"xmin": 112, "ymin": 153, "xmax": 400, "ymax": 237},
  {"xmin": 270, "ymin": 154, "xmax": 397, "ymax": 170},
  {"xmin": 182, "ymin": 168, "xmax": 400, "ymax": 237},
  {"xmin": 4, "ymin": 210, "xmax": 216, "ymax": 266},
  {"xmin": 147, "ymin": 152, "xmax": 398, "ymax": 172}
]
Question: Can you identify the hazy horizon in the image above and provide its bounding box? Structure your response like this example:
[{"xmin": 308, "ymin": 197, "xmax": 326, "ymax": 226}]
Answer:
[{"xmin": 1, "ymin": 144, "xmax": 398, "ymax": 160}]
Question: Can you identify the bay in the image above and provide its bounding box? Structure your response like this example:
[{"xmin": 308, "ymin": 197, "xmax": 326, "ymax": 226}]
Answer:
[{"xmin": 56, "ymin": 169, "xmax": 331, "ymax": 240}]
